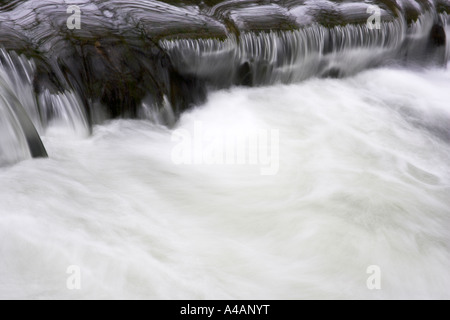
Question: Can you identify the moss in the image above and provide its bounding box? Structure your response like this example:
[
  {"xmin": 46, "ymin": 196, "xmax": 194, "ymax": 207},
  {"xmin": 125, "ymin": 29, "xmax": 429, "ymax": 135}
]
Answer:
[
  {"xmin": 314, "ymin": 8, "xmax": 346, "ymax": 28},
  {"xmin": 155, "ymin": 28, "xmax": 228, "ymax": 41},
  {"xmin": 404, "ymin": 7, "xmax": 421, "ymax": 24},
  {"xmin": 156, "ymin": 0, "xmax": 227, "ymax": 7},
  {"xmin": 376, "ymin": 0, "xmax": 400, "ymax": 17},
  {"xmin": 436, "ymin": 0, "xmax": 450, "ymax": 14}
]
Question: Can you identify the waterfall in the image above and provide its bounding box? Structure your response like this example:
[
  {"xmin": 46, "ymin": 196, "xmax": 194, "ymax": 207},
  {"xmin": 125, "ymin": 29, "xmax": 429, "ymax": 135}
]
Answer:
[
  {"xmin": 0, "ymin": 49, "xmax": 88, "ymax": 166},
  {"xmin": 160, "ymin": 12, "xmax": 447, "ymax": 87},
  {"xmin": 2, "ymin": 0, "xmax": 450, "ymax": 300},
  {"xmin": 0, "ymin": 0, "xmax": 449, "ymax": 166},
  {"xmin": 0, "ymin": 49, "xmax": 46, "ymax": 166}
]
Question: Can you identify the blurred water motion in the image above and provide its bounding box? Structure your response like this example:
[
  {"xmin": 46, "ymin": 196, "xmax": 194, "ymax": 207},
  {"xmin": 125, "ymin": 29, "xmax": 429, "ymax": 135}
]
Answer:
[{"xmin": 1, "ymin": 0, "xmax": 450, "ymax": 300}]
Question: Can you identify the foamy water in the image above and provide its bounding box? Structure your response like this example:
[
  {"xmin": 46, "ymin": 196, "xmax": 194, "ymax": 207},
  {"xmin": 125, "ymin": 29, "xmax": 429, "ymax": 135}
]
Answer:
[{"xmin": 1, "ymin": 67, "xmax": 450, "ymax": 299}]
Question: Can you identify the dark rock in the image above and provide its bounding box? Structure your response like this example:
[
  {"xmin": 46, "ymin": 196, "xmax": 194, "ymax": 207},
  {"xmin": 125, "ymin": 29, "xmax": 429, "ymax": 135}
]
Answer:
[
  {"xmin": 321, "ymin": 67, "xmax": 342, "ymax": 79},
  {"xmin": 430, "ymin": 24, "xmax": 446, "ymax": 47},
  {"xmin": 236, "ymin": 62, "xmax": 253, "ymax": 87},
  {"xmin": 0, "ymin": 0, "xmax": 448, "ymax": 127}
]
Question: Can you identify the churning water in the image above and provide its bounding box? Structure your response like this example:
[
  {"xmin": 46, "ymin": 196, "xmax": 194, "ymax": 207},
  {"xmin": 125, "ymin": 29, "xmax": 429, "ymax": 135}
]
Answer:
[{"xmin": 1, "ymin": 66, "xmax": 450, "ymax": 299}]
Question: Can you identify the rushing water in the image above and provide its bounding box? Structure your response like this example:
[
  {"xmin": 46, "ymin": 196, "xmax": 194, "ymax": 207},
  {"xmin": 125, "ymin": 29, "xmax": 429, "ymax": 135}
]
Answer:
[
  {"xmin": 1, "ymin": 66, "xmax": 450, "ymax": 299},
  {"xmin": 1, "ymin": 0, "xmax": 450, "ymax": 300}
]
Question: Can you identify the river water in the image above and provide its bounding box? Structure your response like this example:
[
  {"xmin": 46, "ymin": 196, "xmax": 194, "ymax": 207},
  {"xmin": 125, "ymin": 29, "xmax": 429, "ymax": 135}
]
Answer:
[{"xmin": 1, "ymin": 65, "xmax": 450, "ymax": 299}]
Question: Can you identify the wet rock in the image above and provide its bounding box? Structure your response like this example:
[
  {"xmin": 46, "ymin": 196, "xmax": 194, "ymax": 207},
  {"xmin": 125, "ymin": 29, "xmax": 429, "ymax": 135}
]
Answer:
[
  {"xmin": 322, "ymin": 67, "xmax": 342, "ymax": 79},
  {"xmin": 430, "ymin": 24, "xmax": 446, "ymax": 47},
  {"xmin": 236, "ymin": 61, "xmax": 253, "ymax": 87},
  {"xmin": 0, "ymin": 0, "xmax": 448, "ymax": 127}
]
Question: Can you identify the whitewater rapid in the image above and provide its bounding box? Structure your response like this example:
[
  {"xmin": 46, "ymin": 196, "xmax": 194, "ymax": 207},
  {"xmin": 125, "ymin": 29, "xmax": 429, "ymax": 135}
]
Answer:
[{"xmin": 1, "ymin": 66, "xmax": 450, "ymax": 299}]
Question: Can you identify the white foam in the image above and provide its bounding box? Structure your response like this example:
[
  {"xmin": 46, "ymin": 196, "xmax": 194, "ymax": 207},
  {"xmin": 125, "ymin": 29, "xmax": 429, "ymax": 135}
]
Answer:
[{"xmin": 1, "ymin": 67, "xmax": 449, "ymax": 299}]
